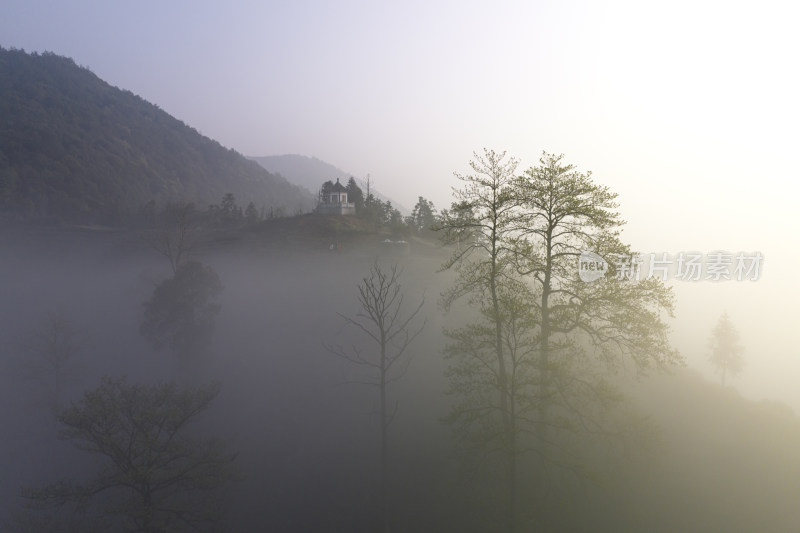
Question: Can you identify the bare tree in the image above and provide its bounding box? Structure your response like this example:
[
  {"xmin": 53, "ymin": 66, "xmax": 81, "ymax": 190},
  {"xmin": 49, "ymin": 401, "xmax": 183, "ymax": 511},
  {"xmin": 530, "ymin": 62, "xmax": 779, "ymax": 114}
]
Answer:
[
  {"xmin": 709, "ymin": 312, "xmax": 744, "ymax": 386},
  {"xmin": 325, "ymin": 262, "xmax": 425, "ymax": 532},
  {"xmin": 20, "ymin": 309, "xmax": 87, "ymax": 413},
  {"xmin": 145, "ymin": 202, "xmax": 197, "ymax": 274}
]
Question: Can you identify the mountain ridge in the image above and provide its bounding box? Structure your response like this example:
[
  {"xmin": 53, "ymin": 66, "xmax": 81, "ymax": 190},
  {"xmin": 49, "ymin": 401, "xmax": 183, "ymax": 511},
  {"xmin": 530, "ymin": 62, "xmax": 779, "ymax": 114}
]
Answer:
[
  {"xmin": 248, "ymin": 154, "xmax": 349, "ymax": 195},
  {"xmin": 0, "ymin": 47, "xmax": 315, "ymax": 225}
]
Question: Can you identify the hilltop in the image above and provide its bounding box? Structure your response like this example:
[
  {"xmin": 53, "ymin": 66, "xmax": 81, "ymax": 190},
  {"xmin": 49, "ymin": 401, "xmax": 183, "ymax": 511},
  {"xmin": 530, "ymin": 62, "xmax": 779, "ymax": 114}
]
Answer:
[
  {"xmin": 250, "ymin": 154, "xmax": 410, "ymax": 213},
  {"xmin": 0, "ymin": 48, "xmax": 315, "ymax": 225}
]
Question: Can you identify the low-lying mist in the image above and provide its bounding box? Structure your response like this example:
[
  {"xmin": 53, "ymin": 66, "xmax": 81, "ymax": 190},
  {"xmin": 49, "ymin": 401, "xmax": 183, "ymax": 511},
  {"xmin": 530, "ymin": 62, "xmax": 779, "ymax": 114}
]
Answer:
[{"xmin": 1, "ymin": 226, "xmax": 798, "ymax": 532}]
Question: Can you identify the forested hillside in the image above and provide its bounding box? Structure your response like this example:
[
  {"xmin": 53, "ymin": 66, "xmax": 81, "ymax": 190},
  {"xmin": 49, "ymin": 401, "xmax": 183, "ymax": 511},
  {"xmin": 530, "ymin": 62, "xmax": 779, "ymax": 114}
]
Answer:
[{"xmin": 0, "ymin": 48, "xmax": 314, "ymax": 225}]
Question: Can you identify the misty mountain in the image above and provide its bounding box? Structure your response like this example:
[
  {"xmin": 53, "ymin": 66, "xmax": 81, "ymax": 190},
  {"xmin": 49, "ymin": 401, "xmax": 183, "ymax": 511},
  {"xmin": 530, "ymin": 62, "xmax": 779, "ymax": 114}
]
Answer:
[
  {"xmin": 250, "ymin": 154, "xmax": 409, "ymax": 213},
  {"xmin": 249, "ymin": 154, "xmax": 349, "ymax": 194},
  {"xmin": 0, "ymin": 47, "xmax": 315, "ymax": 225}
]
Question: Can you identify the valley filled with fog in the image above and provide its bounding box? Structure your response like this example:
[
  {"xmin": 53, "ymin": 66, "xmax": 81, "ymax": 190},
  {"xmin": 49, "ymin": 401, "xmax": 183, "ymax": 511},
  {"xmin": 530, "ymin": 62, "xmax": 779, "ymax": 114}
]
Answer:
[
  {"xmin": 3, "ymin": 3, "xmax": 800, "ymax": 529},
  {"xmin": 2, "ymin": 221, "xmax": 799, "ymax": 532}
]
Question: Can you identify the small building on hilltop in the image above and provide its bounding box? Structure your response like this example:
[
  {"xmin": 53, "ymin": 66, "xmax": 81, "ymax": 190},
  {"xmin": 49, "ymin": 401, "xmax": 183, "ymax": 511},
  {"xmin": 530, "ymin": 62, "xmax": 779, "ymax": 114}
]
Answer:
[{"xmin": 316, "ymin": 178, "xmax": 356, "ymax": 215}]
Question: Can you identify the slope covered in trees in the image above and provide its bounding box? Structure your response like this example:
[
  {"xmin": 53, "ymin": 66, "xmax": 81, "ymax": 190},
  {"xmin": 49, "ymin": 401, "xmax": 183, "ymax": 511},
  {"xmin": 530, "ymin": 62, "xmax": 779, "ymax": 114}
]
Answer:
[{"xmin": 0, "ymin": 47, "xmax": 314, "ymax": 225}]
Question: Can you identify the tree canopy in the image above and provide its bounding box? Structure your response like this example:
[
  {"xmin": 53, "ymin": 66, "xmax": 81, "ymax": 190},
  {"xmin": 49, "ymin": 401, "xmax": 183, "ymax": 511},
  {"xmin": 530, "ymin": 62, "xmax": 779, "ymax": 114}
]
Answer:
[
  {"xmin": 140, "ymin": 261, "xmax": 223, "ymax": 360},
  {"xmin": 21, "ymin": 376, "xmax": 236, "ymax": 532},
  {"xmin": 438, "ymin": 149, "xmax": 682, "ymax": 531}
]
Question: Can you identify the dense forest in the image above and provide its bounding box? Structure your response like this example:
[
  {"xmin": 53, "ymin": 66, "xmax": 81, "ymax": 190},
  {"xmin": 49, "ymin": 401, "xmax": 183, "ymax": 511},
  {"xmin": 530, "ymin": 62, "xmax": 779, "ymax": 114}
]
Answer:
[{"xmin": 0, "ymin": 48, "xmax": 314, "ymax": 226}]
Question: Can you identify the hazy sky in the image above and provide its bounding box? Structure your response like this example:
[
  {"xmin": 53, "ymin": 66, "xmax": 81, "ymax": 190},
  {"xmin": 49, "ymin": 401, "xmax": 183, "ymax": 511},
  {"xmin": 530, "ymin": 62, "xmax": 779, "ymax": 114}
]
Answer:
[{"xmin": 3, "ymin": 1, "xmax": 799, "ymax": 406}]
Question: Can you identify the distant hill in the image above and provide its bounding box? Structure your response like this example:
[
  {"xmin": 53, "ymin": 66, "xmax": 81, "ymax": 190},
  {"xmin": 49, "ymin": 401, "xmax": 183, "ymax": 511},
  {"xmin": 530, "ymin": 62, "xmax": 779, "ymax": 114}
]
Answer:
[
  {"xmin": 0, "ymin": 47, "xmax": 315, "ymax": 225},
  {"xmin": 591, "ymin": 368, "xmax": 800, "ymax": 532},
  {"xmin": 248, "ymin": 154, "xmax": 348, "ymax": 195},
  {"xmin": 250, "ymin": 154, "xmax": 409, "ymax": 213}
]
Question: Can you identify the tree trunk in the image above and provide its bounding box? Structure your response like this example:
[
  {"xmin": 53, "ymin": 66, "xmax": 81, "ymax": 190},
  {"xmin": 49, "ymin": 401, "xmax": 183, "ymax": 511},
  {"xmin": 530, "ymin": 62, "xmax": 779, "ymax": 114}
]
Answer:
[
  {"xmin": 536, "ymin": 227, "xmax": 554, "ymax": 504},
  {"xmin": 380, "ymin": 337, "xmax": 390, "ymax": 532},
  {"xmin": 490, "ymin": 234, "xmax": 514, "ymax": 532},
  {"xmin": 509, "ymin": 396, "xmax": 517, "ymax": 533}
]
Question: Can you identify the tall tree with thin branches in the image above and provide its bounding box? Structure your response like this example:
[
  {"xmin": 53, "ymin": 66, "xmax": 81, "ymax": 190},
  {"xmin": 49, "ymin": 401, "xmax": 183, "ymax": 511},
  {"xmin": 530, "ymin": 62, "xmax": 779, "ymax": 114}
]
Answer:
[
  {"xmin": 442, "ymin": 277, "xmax": 541, "ymax": 531},
  {"xmin": 438, "ymin": 150, "xmax": 682, "ymax": 531},
  {"xmin": 437, "ymin": 149, "xmax": 521, "ymax": 529},
  {"xmin": 325, "ymin": 262, "xmax": 425, "ymax": 532},
  {"xmin": 145, "ymin": 202, "xmax": 197, "ymax": 275},
  {"xmin": 510, "ymin": 152, "xmax": 681, "ymax": 517}
]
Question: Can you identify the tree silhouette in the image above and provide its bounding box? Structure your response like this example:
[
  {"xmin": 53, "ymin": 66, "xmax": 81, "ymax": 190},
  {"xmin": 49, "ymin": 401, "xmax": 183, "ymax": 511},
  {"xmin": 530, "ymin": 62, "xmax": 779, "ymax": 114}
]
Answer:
[
  {"xmin": 346, "ymin": 177, "xmax": 364, "ymax": 214},
  {"xmin": 409, "ymin": 196, "xmax": 437, "ymax": 232},
  {"xmin": 437, "ymin": 149, "xmax": 521, "ymax": 529},
  {"xmin": 709, "ymin": 313, "xmax": 744, "ymax": 386},
  {"xmin": 145, "ymin": 202, "xmax": 197, "ymax": 274},
  {"xmin": 442, "ymin": 278, "xmax": 541, "ymax": 530},
  {"xmin": 21, "ymin": 376, "xmax": 236, "ymax": 533},
  {"xmin": 140, "ymin": 261, "xmax": 222, "ymax": 360},
  {"xmin": 438, "ymin": 150, "xmax": 681, "ymax": 531},
  {"xmin": 19, "ymin": 309, "xmax": 88, "ymax": 413},
  {"xmin": 325, "ymin": 262, "xmax": 425, "ymax": 531}
]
